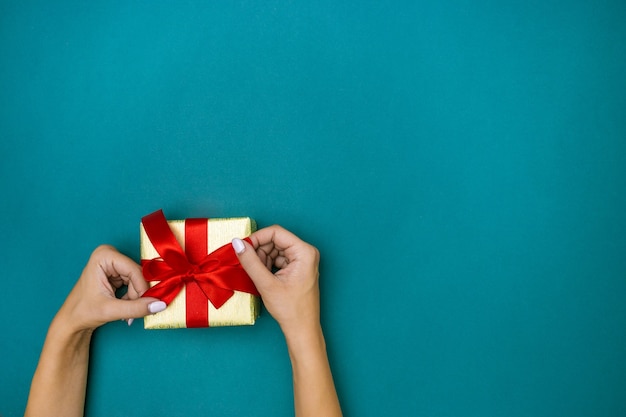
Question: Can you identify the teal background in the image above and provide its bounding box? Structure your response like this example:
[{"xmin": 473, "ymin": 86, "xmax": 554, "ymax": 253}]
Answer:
[{"xmin": 1, "ymin": 1, "xmax": 625, "ymax": 416}]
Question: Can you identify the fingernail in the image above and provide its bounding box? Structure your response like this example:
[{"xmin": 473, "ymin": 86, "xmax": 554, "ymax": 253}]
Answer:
[
  {"xmin": 148, "ymin": 301, "xmax": 167, "ymax": 314},
  {"xmin": 232, "ymin": 238, "xmax": 245, "ymax": 254},
  {"xmin": 127, "ymin": 318, "xmax": 134, "ymax": 326}
]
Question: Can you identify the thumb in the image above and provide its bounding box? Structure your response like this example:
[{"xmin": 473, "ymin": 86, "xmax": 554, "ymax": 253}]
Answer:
[
  {"xmin": 104, "ymin": 297, "xmax": 167, "ymax": 323},
  {"xmin": 232, "ymin": 238, "xmax": 274, "ymax": 290}
]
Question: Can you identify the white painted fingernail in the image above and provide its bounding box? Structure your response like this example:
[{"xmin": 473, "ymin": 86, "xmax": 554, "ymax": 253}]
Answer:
[
  {"xmin": 232, "ymin": 238, "xmax": 245, "ymax": 254},
  {"xmin": 127, "ymin": 318, "xmax": 134, "ymax": 326},
  {"xmin": 148, "ymin": 301, "xmax": 167, "ymax": 314}
]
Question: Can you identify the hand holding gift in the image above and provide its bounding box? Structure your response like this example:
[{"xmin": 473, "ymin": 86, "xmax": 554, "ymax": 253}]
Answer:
[
  {"xmin": 24, "ymin": 245, "xmax": 166, "ymax": 417},
  {"xmin": 233, "ymin": 226, "xmax": 342, "ymax": 417},
  {"xmin": 49, "ymin": 245, "xmax": 166, "ymax": 333},
  {"xmin": 232, "ymin": 226, "xmax": 321, "ymax": 339}
]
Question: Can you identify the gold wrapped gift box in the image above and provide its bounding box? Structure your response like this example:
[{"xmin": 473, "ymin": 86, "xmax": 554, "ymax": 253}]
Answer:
[{"xmin": 140, "ymin": 217, "xmax": 260, "ymax": 329}]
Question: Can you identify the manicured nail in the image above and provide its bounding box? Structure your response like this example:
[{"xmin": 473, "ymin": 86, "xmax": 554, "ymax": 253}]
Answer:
[
  {"xmin": 232, "ymin": 238, "xmax": 245, "ymax": 254},
  {"xmin": 148, "ymin": 301, "xmax": 167, "ymax": 314},
  {"xmin": 127, "ymin": 318, "xmax": 134, "ymax": 326}
]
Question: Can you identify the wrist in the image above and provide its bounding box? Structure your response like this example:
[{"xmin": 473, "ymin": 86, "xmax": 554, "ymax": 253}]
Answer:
[
  {"xmin": 47, "ymin": 310, "xmax": 94, "ymax": 351},
  {"xmin": 283, "ymin": 322, "xmax": 326, "ymax": 359}
]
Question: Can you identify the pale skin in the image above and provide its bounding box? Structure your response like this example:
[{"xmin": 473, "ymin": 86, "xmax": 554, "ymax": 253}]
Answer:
[{"xmin": 25, "ymin": 226, "xmax": 342, "ymax": 417}]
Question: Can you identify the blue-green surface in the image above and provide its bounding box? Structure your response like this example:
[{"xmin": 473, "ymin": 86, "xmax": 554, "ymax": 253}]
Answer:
[{"xmin": 1, "ymin": 1, "xmax": 625, "ymax": 416}]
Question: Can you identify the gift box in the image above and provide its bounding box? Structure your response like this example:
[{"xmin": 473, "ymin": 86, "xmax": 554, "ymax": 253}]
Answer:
[{"xmin": 140, "ymin": 209, "xmax": 260, "ymax": 329}]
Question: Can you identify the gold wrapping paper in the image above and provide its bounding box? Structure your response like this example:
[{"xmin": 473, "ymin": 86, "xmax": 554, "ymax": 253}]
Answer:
[{"xmin": 140, "ymin": 217, "xmax": 260, "ymax": 329}]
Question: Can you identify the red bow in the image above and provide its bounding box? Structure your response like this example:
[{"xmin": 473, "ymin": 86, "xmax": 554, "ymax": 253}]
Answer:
[{"xmin": 141, "ymin": 209, "xmax": 259, "ymax": 327}]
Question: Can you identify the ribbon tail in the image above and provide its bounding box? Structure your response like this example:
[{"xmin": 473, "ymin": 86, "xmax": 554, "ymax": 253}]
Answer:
[{"xmin": 194, "ymin": 282, "xmax": 235, "ymax": 309}]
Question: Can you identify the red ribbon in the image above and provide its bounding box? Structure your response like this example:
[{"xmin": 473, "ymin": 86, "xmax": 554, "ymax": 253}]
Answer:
[{"xmin": 141, "ymin": 209, "xmax": 259, "ymax": 327}]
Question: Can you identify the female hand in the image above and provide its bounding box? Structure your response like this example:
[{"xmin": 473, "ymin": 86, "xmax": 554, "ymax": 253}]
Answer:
[
  {"xmin": 231, "ymin": 225, "xmax": 321, "ymax": 338},
  {"xmin": 56, "ymin": 244, "xmax": 165, "ymax": 333},
  {"xmin": 232, "ymin": 226, "xmax": 343, "ymax": 417},
  {"xmin": 25, "ymin": 245, "xmax": 167, "ymax": 417}
]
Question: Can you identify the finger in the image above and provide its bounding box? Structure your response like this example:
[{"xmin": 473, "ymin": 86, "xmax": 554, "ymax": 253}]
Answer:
[
  {"xmin": 274, "ymin": 255, "xmax": 290, "ymax": 269},
  {"xmin": 249, "ymin": 225, "xmax": 304, "ymax": 253},
  {"xmin": 268, "ymin": 247, "xmax": 280, "ymax": 260},
  {"xmin": 254, "ymin": 249, "xmax": 272, "ymax": 271},
  {"xmin": 125, "ymin": 279, "xmax": 145, "ymax": 299},
  {"xmin": 232, "ymin": 238, "xmax": 276, "ymax": 290},
  {"xmin": 103, "ymin": 297, "xmax": 166, "ymax": 322},
  {"xmin": 94, "ymin": 246, "xmax": 149, "ymax": 296},
  {"xmin": 109, "ymin": 276, "xmax": 125, "ymax": 289},
  {"xmin": 256, "ymin": 242, "xmax": 277, "ymax": 256}
]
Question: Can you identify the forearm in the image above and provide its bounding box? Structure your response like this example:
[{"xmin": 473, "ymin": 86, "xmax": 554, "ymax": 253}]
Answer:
[
  {"xmin": 25, "ymin": 314, "xmax": 92, "ymax": 417},
  {"xmin": 284, "ymin": 324, "xmax": 342, "ymax": 417}
]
